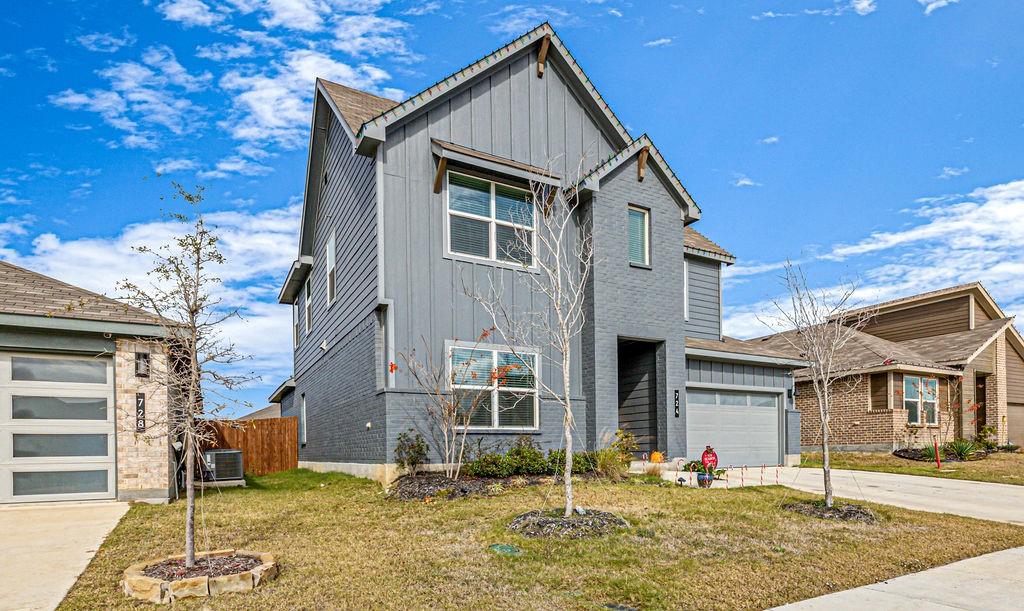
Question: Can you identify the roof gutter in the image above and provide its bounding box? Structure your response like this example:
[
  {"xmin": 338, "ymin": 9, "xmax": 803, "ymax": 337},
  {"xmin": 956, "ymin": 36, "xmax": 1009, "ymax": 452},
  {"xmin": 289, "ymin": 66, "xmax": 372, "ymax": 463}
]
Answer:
[
  {"xmin": 793, "ymin": 362, "xmax": 963, "ymax": 383},
  {"xmin": 268, "ymin": 377, "xmax": 296, "ymax": 403},
  {"xmin": 278, "ymin": 256, "xmax": 314, "ymax": 304},
  {"xmin": 0, "ymin": 313, "xmax": 168, "ymax": 338},
  {"xmin": 685, "ymin": 346, "xmax": 808, "ymax": 368}
]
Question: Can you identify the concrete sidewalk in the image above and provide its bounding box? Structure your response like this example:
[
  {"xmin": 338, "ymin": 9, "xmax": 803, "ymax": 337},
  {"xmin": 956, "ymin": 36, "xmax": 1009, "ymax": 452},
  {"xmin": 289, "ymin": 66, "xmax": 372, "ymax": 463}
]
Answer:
[
  {"xmin": 0, "ymin": 501, "xmax": 128, "ymax": 611},
  {"xmin": 773, "ymin": 545, "xmax": 1024, "ymax": 610}
]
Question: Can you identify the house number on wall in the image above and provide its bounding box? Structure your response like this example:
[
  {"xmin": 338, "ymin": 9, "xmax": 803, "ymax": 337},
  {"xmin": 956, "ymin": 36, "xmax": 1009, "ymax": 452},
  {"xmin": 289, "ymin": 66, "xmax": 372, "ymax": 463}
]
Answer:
[
  {"xmin": 674, "ymin": 390, "xmax": 680, "ymax": 418},
  {"xmin": 135, "ymin": 393, "xmax": 146, "ymax": 432}
]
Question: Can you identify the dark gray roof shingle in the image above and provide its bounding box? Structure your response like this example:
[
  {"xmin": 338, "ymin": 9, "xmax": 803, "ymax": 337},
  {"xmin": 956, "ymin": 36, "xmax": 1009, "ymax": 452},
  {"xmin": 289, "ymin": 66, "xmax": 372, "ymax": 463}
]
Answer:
[
  {"xmin": 684, "ymin": 227, "xmax": 734, "ymax": 261},
  {"xmin": 319, "ymin": 79, "xmax": 399, "ymax": 136},
  {"xmin": 900, "ymin": 318, "xmax": 1015, "ymax": 365}
]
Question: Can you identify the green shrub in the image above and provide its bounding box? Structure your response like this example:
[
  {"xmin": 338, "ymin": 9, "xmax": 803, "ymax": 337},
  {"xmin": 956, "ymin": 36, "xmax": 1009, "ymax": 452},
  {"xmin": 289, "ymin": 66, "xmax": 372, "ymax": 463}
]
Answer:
[
  {"xmin": 974, "ymin": 425, "xmax": 998, "ymax": 451},
  {"xmin": 610, "ymin": 429, "xmax": 639, "ymax": 461},
  {"xmin": 593, "ymin": 447, "xmax": 629, "ymax": 481},
  {"xmin": 463, "ymin": 452, "xmax": 513, "ymax": 478},
  {"xmin": 547, "ymin": 449, "xmax": 596, "ymax": 474},
  {"xmin": 920, "ymin": 444, "xmax": 939, "ymax": 462},
  {"xmin": 505, "ymin": 437, "xmax": 550, "ymax": 475},
  {"xmin": 943, "ymin": 439, "xmax": 979, "ymax": 461},
  {"xmin": 998, "ymin": 443, "xmax": 1020, "ymax": 453},
  {"xmin": 394, "ymin": 429, "xmax": 429, "ymax": 474}
]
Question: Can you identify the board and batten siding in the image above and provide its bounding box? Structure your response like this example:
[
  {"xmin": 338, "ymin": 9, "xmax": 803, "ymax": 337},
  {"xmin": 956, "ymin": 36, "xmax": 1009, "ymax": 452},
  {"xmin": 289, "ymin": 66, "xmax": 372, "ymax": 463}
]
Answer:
[
  {"xmin": 860, "ymin": 296, "xmax": 971, "ymax": 343},
  {"xmin": 293, "ymin": 113, "xmax": 379, "ymax": 378},
  {"xmin": 379, "ymin": 52, "xmax": 616, "ymax": 397},
  {"xmin": 685, "ymin": 256, "xmax": 722, "ymax": 340},
  {"xmin": 1006, "ymin": 342, "xmax": 1024, "ymax": 404}
]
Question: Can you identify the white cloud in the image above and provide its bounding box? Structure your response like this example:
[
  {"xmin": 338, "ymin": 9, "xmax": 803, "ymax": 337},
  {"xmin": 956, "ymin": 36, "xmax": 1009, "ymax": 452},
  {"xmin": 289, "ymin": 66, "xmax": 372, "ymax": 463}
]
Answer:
[
  {"xmin": 154, "ymin": 158, "xmax": 199, "ymax": 174},
  {"xmin": 76, "ymin": 29, "xmax": 137, "ymax": 53},
  {"xmin": 0, "ymin": 202, "xmax": 302, "ymax": 381},
  {"xmin": 753, "ymin": 1, "xmax": 877, "ymax": 21},
  {"xmin": 259, "ymin": 0, "xmax": 328, "ymax": 31},
  {"xmin": 332, "ymin": 15, "xmax": 420, "ymax": 61},
  {"xmin": 936, "ymin": 166, "xmax": 969, "ymax": 179},
  {"xmin": 196, "ymin": 42, "xmax": 256, "ymax": 61},
  {"xmin": 759, "ymin": 135, "xmax": 780, "ymax": 144},
  {"xmin": 608, "ymin": 8, "xmax": 623, "ymax": 17},
  {"xmin": 643, "ymin": 37, "xmax": 673, "ymax": 48},
  {"xmin": 198, "ymin": 154, "xmax": 273, "ymax": 179},
  {"xmin": 732, "ymin": 173, "xmax": 761, "ymax": 187},
  {"xmin": 157, "ymin": 0, "xmax": 226, "ymax": 26},
  {"xmin": 918, "ymin": 0, "xmax": 960, "ymax": 15},
  {"xmin": 851, "ymin": 0, "xmax": 876, "ymax": 16},
  {"xmin": 219, "ymin": 48, "xmax": 399, "ymax": 149},
  {"xmin": 0, "ymin": 67, "xmax": 14, "ymax": 78},
  {"xmin": 488, "ymin": 5, "xmax": 573, "ymax": 37},
  {"xmin": 751, "ymin": 11, "xmax": 797, "ymax": 20},
  {"xmin": 402, "ymin": 1, "xmax": 440, "ymax": 16}
]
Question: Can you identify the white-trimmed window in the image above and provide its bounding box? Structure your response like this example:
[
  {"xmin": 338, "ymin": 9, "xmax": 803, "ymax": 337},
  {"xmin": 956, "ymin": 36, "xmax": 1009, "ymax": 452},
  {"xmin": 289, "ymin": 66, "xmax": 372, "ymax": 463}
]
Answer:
[
  {"xmin": 326, "ymin": 232, "xmax": 336, "ymax": 304},
  {"xmin": 292, "ymin": 302, "xmax": 300, "ymax": 346},
  {"xmin": 904, "ymin": 376, "xmax": 939, "ymax": 425},
  {"xmin": 683, "ymin": 258, "xmax": 690, "ymax": 321},
  {"xmin": 303, "ymin": 278, "xmax": 312, "ymax": 333},
  {"xmin": 299, "ymin": 394, "xmax": 307, "ymax": 445},
  {"xmin": 628, "ymin": 205, "xmax": 650, "ymax": 266},
  {"xmin": 450, "ymin": 346, "xmax": 538, "ymax": 429},
  {"xmin": 446, "ymin": 171, "xmax": 535, "ymax": 266}
]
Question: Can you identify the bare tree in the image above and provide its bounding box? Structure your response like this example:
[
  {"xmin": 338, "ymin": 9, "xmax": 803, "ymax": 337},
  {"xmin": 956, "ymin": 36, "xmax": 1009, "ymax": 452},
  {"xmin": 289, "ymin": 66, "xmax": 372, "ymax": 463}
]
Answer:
[
  {"xmin": 465, "ymin": 161, "xmax": 594, "ymax": 518},
  {"xmin": 763, "ymin": 263, "xmax": 874, "ymax": 508},
  {"xmin": 397, "ymin": 330, "xmax": 518, "ymax": 480},
  {"xmin": 118, "ymin": 183, "xmax": 255, "ymax": 568}
]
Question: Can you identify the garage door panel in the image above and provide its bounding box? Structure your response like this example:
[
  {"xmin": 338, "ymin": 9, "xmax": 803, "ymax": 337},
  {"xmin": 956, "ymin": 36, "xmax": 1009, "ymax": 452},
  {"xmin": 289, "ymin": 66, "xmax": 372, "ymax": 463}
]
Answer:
[
  {"xmin": 686, "ymin": 390, "xmax": 782, "ymax": 467},
  {"xmin": 1, "ymin": 352, "xmax": 115, "ymax": 503}
]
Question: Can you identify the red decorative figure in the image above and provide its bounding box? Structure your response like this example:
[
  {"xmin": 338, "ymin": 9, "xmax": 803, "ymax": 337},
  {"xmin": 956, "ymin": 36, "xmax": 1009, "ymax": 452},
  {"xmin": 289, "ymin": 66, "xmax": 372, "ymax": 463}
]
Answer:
[{"xmin": 701, "ymin": 445, "xmax": 718, "ymax": 470}]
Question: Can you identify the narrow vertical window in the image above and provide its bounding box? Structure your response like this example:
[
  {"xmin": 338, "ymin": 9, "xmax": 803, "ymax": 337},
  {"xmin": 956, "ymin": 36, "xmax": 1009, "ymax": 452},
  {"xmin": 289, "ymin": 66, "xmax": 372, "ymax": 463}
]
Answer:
[
  {"xmin": 628, "ymin": 205, "xmax": 650, "ymax": 266},
  {"xmin": 326, "ymin": 233, "xmax": 336, "ymax": 304},
  {"xmin": 904, "ymin": 376, "xmax": 921, "ymax": 425},
  {"xmin": 683, "ymin": 259, "xmax": 689, "ymax": 321},
  {"xmin": 304, "ymin": 278, "xmax": 312, "ymax": 333},
  {"xmin": 299, "ymin": 394, "xmax": 307, "ymax": 445},
  {"xmin": 292, "ymin": 302, "xmax": 300, "ymax": 345}
]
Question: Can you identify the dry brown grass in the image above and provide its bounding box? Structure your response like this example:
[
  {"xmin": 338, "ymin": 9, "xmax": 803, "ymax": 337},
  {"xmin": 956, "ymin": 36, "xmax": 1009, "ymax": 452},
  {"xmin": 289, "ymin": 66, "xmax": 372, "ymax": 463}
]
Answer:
[
  {"xmin": 60, "ymin": 469, "xmax": 1024, "ymax": 610},
  {"xmin": 802, "ymin": 451, "xmax": 1024, "ymax": 485}
]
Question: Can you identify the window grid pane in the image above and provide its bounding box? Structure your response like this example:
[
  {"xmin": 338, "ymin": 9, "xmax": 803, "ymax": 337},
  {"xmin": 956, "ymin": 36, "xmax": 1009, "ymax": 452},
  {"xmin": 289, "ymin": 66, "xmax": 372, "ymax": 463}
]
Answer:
[
  {"xmin": 13, "ymin": 470, "xmax": 108, "ymax": 496},
  {"xmin": 449, "ymin": 215, "xmax": 491, "ymax": 258},
  {"xmin": 451, "ymin": 348, "xmax": 494, "ymax": 386},
  {"xmin": 12, "ymin": 396, "xmax": 108, "ymax": 420},
  {"xmin": 447, "ymin": 172, "xmax": 535, "ymax": 266},
  {"xmin": 449, "ymin": 174, "xmax": 491, "ymax": 217},
  {"xmin": 13, "ymin": 434, "xmax": 108, "ymax": 458},
  {"xmin": 495, "ymin": 225, "xmax": 533, "ymax": 265},
  {"xmin": 495, "ymin": 184, "xmax": 533, "ymax": 227},
  {"xmin": 497, "ymin": 391, "xmax": 534, "ymax": 427},
  {"xmin": 628, "ymin": 208, "xmax": 648, "ymax": 265},
  {"xmin": 12, "ymin": 357, "xmax": 106, "ymax": 384}
]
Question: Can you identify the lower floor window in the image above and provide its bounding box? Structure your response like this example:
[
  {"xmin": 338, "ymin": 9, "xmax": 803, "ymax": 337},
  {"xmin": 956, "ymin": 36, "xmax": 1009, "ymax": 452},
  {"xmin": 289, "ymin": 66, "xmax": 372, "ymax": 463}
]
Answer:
[
  {"xmin": 451, "ymin": 346, "xmax": 538, "ymax": 429},
  {"xmin": 904, "ymin": 375, "xmax": 939, "ymax": 425}
]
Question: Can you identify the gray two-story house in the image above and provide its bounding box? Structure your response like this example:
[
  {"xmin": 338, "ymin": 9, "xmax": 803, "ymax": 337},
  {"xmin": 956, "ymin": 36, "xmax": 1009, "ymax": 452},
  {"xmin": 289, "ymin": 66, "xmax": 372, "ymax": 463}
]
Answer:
[{"xmin": 272, "ymin": 23, "xmax": 805, "ymax": 482}]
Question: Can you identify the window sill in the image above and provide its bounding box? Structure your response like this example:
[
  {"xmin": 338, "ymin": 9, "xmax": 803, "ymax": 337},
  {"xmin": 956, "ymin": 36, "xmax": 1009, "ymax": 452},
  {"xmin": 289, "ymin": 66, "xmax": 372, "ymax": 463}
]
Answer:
[
  {"xmin": 629, "ymin": 262, "xmax": 652, "ymax": 270},
  {"xmin": 443, "ymin": 251, "xmax": 539, "ymax": 274},
  {"xmin": 459, "ymin": 428, "xmax": 541, "ymax": 435}
]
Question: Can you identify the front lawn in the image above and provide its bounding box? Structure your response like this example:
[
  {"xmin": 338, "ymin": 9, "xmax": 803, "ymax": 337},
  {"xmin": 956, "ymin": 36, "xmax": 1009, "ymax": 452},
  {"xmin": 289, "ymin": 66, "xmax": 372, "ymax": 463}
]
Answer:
[
  {"xmin": 62, "ymin": 469, "xmax": 1024, "ymax": 610},
  {"xmin": 802, "ymin": 451, "xmax": 1024, "ymax": 486}
]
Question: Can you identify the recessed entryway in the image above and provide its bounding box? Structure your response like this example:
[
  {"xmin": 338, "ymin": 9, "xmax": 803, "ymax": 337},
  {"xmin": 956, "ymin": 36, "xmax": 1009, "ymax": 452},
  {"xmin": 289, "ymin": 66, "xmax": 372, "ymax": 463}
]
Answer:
[{"xmin": 617, "ymin": 340, "xmax": 660, "ymax": 455}]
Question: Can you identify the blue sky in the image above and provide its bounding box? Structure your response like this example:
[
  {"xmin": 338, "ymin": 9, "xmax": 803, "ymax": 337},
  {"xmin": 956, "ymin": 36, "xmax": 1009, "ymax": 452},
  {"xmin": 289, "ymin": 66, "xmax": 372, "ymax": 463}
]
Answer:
[{"xmin": 2, "ymin": 0, "xmax": 1023, "ymax": 414}]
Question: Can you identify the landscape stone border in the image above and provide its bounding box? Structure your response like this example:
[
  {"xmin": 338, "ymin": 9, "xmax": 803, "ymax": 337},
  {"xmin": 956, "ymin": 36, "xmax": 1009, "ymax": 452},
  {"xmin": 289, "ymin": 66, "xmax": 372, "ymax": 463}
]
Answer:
[{"xmin": 122, "ymin": 548, "xmax": 278, "ymax": 604}]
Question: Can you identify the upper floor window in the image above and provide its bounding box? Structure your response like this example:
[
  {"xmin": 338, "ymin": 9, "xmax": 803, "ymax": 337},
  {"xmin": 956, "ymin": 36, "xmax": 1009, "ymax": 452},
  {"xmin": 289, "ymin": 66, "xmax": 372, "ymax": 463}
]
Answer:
[
  {"xmin": 683, "ymin": 259, "xmax": 690, "ymax": 321},
  {"xmin": 304, "ymin": 278, "xmax": 312, "ymax": 333},
  {"xmin": 904, "ymin": 376, "xmax": 938, "ymax": 425},
  {"xmin": 446, "ymin": 171, "xmax": 534, "ymax": 266},
  {"xmin": 292, "ymin": 302, "xmax": 300, "ymax": 346},
  {"xmin": 627, "ymin": 205, "xmax": 650, "ymax": 266},
  {"xmin": 326, "ymin": 232, "xmax": 337, "ymax": 304},
  {"xmin": 450, "ymin": 346, "xmax": 538, "ymax": 430}
]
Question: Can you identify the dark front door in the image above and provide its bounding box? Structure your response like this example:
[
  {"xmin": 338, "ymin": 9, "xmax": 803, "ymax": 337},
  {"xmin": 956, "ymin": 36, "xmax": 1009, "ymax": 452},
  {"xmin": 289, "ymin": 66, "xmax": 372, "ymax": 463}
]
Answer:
[
  {"xmin": 975, "ymin": 376, "xmax": 988, "ymax": 432},
  {"xmin": 617, "ymin": 341, "xmax": 658, "ymax": 455}
]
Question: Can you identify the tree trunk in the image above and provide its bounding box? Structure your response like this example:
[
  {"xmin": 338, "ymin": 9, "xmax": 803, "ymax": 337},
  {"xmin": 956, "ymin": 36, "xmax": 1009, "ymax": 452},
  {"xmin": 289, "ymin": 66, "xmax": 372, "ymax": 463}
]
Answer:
[
  {"xmin": 820, "ymin": 397, "xmax": 833, "ymax": 509},
  {"xmin": 184, "ymin": 433, "xmax": 196, "ymax": 568},
  {"xmin": 562, "ymin": 356, "xmax": 574, "ymax": 518}
]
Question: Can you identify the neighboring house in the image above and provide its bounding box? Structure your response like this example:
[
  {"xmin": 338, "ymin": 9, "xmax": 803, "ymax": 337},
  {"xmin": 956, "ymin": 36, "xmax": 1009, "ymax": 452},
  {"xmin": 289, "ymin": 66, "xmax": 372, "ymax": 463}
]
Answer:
[
  {"xmin": 273, "ymin": 23, "xmax": 804, "ymax": 482},
  {"xmin": 238, "ymin": 404, "xmax": 282, "ymax": 421},
  {"xmin": 0, "ymin": 261, "xmax": 177, "ymax": 503},
  {"xmin": 757, "ymin": 283, "xmax": 1024, "ymax": 450}
]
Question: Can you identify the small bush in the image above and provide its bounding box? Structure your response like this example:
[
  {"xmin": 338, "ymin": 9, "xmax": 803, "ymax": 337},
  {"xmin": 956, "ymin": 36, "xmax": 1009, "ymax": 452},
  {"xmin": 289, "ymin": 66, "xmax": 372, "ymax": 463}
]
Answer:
[
  {"xmin": 998, "ymin": 443, "xmax": 1021, "ymax": 453},
  {"xmin": 943, "ymin": 439, "xmax": 980, "ymax": 461},
  {"xmin": 593, "ymin": 447, "xmax": 629, "ymax": 481},
  {"xmin": 919, "ymin": 444, "xmax": 939, "ymax": 462},
  {"xmin": 974, "ymin": 425, "xmax": 998, "ymax": 451},
  {"xmin": 547, "ymin": 449, "xmax": 596, "ymax": 475},
  {"xmin": 611, "ymin": 429, "xmax": 639, "ymax": 461},
  {"xmin": 464, "ymin": 452, "xmax": 513, "ymax": 478},
  {"xmin": 395, "ymin": 429, "xmax": 429, "ymax": 474},
  {"xmin": 644, "ymin": 464, "xmax": 664, "ymax": 477},
  {"xmin": 505, "ymin": 437, "xmax": 550, "ymax": 475}
]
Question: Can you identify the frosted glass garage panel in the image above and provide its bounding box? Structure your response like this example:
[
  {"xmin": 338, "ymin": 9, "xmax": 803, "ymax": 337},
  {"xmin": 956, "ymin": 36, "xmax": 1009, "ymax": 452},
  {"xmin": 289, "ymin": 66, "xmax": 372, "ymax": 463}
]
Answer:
[
  {"xmin": 12, "ymin": 396, "xmax": 108, "ymax": 420},
  {"xmin": 11, "ymin": 357, "xmax": 106, "ymax": 384},
  {"xmin": 13, "ymin": 434, "xmax": 109, "ymax": 458},
  {"xmin": 12, "ymin": 470, "xmax": 108, "ymax": 496}
]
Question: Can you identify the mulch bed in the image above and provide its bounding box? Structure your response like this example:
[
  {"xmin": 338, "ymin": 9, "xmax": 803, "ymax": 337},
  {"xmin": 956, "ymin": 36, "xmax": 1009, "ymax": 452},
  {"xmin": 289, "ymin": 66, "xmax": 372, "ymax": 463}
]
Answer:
[
  {"xmin": 892, "ymin": 448, "xmax": 988, "ymax": 462},
  {"xmin": 142, "ymin": 554, "xmax": 261, "ymax": 581},
  {"xmin": 783, "ymin": 500, "xmax": 877, "ymax": 523},
  {"xmin": 389, "ymin": 472, "xmax": 553, "ymax": 502},
  {"xmin": 508, "ymin": 508, "xmax": 629, "ymax": 538}
]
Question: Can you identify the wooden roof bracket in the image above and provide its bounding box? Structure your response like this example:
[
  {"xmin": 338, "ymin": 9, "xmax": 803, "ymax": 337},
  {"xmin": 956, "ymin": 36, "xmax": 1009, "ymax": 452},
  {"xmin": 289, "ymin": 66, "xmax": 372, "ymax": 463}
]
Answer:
[
  {"xmin": 637, "ymin": 146, "xmax": 650, "ymax": 182},
  {"xmin": 432, "ymin": 156, "xmax": 448, "ymax": 194},
  {"xmin": 537, "ymin": 34, "xmax": 551, "ymax": 78}
]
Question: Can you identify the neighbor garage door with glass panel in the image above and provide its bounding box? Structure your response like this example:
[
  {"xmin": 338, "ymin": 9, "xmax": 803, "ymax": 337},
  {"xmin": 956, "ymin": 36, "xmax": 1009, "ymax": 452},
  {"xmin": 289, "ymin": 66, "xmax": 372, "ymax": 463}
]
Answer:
[
  {"xmin": 685, "ymin": 389, "xmax": 782, "ymax": 467},
  {"xmin": 0, "ymin": 353, "xmax": 115, "ymax": 503}
]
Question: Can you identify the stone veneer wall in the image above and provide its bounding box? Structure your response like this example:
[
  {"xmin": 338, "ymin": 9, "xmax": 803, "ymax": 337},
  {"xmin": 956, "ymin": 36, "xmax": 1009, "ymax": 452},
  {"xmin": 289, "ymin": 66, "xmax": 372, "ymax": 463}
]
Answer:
[{"xmin": 115, "ymin": 339, "xmax": 174, "ymax": 501}]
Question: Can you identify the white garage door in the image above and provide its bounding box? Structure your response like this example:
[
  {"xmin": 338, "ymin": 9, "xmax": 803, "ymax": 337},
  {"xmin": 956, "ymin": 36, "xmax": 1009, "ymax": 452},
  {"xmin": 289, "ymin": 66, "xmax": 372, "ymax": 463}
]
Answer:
[
  {"xmin": 686, "ymin": 388, "xmax": 782, "ymax": 467},
  {"xmin": 0, "ymin": 353, "xmax": 116, "ymax": 503}
]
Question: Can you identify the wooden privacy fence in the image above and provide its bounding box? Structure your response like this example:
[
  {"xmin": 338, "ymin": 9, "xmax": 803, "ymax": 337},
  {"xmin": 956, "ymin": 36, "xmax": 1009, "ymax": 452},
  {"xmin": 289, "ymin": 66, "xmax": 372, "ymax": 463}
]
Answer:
[{"xmin": 206, "ymin": 417, "xmax": 298, "ymax": 476}]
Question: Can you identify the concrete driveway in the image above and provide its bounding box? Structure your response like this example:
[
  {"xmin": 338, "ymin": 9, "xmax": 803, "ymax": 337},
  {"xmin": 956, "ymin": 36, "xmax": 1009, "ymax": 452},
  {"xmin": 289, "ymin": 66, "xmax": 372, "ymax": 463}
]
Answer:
[
  {"xmin": 0, "ymin": 501, "xmax": 128, "ymax": 611},
  {"xmin": 780, "ymin": 467, "xmax": 1024, "ymax": 525}
]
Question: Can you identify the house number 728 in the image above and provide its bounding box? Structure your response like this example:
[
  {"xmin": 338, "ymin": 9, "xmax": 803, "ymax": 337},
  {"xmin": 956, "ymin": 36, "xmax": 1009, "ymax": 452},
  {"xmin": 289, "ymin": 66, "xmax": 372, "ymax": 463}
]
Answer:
[{"xmin": 135, "ymin": 393, "xmax": 146, "ymax": 432}]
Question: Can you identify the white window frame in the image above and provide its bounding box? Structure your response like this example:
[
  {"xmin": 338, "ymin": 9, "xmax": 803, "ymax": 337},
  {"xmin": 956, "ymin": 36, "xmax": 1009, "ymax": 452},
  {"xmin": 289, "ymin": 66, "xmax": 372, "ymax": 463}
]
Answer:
[
  {"xmin": 303, "ymin": 278, "xmax": 312, "ymax": 334},
  {"xmin": 627, "ymin": 204, "xmax": 650, "ymax": 267},
  {"xmin": 292, "ymin": 302, "xmax": 299, "ymax": 346},
  {"xmin": 904, "ymin": 375, "xmax": 939, "ymax": 426},
  {"xmin": 326, "ymin": 232, "xmax": 337, "ymax": 304},
  {"xmin": 448, "ymin": 345, "xmax": 540, "ymax": 431},
  {"xmin": 299, "ymin": 394, "xmax": 307, "ymax": 445},
  {"xmin": 683, "ymin": 258, "xmax": 690, "ymax": 321},
  {"xmin": 444, "ymin": 170, "xmax": 537, "ymax": 269}
]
